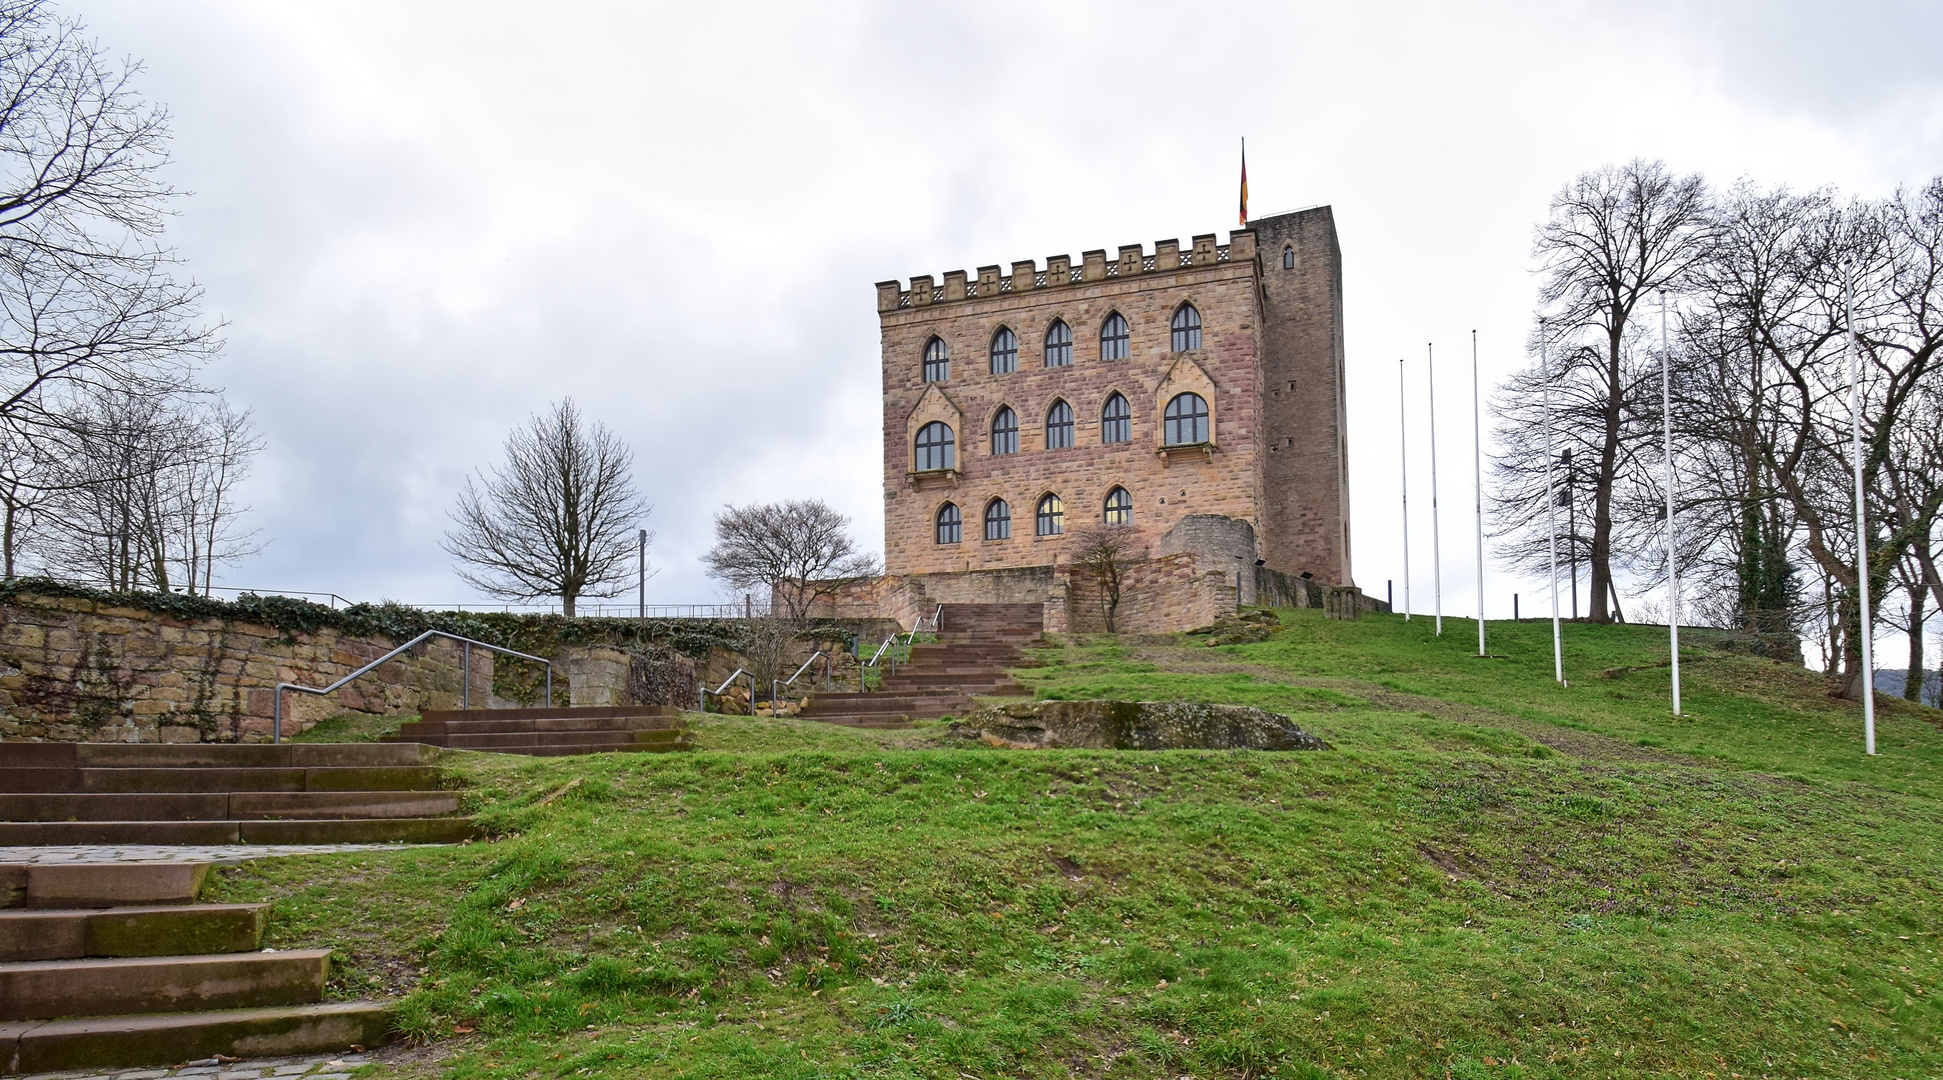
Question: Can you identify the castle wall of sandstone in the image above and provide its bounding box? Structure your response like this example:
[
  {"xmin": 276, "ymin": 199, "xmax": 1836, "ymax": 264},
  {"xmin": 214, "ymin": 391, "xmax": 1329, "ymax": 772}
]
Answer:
[{"xmin": 877, "ymin": 232, "xmax": 1266, "ymax": 579}]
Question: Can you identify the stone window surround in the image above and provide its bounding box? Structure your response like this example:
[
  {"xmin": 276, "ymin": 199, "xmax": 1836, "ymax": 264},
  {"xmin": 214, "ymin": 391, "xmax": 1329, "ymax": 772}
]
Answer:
[{"xmin": 906, "ymin": 294, "xmax": 1210, "ymax": 383}]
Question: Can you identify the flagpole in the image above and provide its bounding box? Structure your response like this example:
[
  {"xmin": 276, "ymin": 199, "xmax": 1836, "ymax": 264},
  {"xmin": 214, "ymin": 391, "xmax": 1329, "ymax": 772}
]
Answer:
[
  {"xmin": 1400, "ymin": 358, "xmax": 1411, "ymax": 622},
  {"xmin": 1659, "ymin": 291, "xmax": 1681, "ymax": 715},
  {"xmin": 1847, "ymin": 263, "xmax": 1875, "ymax": 755},
  {"xmin": 1473, "ymin": 330, "xmax": 1486, "ymax": 658},
  {"xmin": 1429, "ymin": 342, "xmax": 1443, "ymax": 636},
  {"xmin": 1542, "ymin": 320, "xmax": 1564, "ymax": 685}
]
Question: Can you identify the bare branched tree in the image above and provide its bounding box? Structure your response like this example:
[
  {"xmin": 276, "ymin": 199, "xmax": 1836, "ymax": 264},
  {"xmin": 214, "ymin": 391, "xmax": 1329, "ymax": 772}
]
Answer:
[
  {"xmin": 704, "ymin": 499, "xmax": 879, "ymax": 623},
  {"xmin": 442, "ymin": 399, "xmax": 650, "ymax": 617},
  {"xmin": 1496, "ymin": 160, "xmax": 1713, "ymax": 624},
  {"xmin": 1066, "ymin": 523, "xmax": 1143, "ymax": 633}
]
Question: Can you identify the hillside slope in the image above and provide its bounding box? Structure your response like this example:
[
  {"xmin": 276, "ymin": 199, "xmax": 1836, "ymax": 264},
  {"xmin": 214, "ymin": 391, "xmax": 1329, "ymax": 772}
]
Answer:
[{"xmin": 208, "ymin": 610, "xmax": 1943, "ymax": 1079}]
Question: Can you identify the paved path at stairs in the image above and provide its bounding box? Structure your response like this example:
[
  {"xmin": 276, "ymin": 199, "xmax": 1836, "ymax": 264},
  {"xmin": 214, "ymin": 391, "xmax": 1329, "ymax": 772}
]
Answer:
[
  {"xmin": 799, "ymin": 603, "xmax": 1042, "ymax": 728},
  {"xmin": 0, "ymin": 860, "xmax": 390, "ymax": 1073},
  {"xmin": 385, "ymin": 706, "xmax": 693, "ymax": 756}
]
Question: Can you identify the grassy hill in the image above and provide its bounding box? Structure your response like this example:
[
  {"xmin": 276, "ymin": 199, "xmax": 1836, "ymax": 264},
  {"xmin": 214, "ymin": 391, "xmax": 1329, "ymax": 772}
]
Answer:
[{"xmin": 209, "ymin": 610, "xmax": 1943, "ymax": 1079}]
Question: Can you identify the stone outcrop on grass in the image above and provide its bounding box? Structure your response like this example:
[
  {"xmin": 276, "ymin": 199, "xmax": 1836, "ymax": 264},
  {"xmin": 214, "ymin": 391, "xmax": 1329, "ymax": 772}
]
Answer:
[{"xmin": 954, "ymin": 699, "xmax": 1327, "ymax": 751}]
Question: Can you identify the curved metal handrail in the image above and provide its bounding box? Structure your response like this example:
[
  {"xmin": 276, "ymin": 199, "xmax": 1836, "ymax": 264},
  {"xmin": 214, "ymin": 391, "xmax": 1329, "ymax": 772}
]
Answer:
[
  {"xmin": 701, "ymin": 668, "xmax": 761, "ymax": 714},
  {"xmin": 771, "ymin": 650, "xmax": 832, "ymax": 711},
  {"xmin": 273, "ymin": 630, "xmax": 552, "ymax": 743}
]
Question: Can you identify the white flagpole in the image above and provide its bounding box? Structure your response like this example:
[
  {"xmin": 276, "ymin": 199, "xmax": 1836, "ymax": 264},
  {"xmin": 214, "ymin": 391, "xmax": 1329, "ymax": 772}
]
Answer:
[
  {"xmin": 1847, "ymin": 263, "xmax": 1876, "ymax": 755},
  {"xmin": 1542, "ymin": 321, "xmax": 1564, "ymax": 685},
  {"xmin": 1473, "ymin": 329, "xmax": 1486, "ymax": 658},
  {"xmin": 1429, "ymin": 342, "xmax": 1443, "ymax": 636},
  {"xmin": 1661, "ymin": 291, "xmax": 1681, "ymax": 715},
  {"xmin": 1400, "ymin": 358, "xmax": 1411, "ymax": 621}
]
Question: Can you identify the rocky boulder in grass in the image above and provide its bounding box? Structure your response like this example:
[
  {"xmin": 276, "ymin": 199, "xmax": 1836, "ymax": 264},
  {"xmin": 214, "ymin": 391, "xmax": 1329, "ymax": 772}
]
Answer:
[
  {"xmin": 954, "ymin": 699, "xmax": 1328, "ymax": 751},
  {"xmin": 1187, "ymin": 608, "xmax": 1281, "ymax": 646}
]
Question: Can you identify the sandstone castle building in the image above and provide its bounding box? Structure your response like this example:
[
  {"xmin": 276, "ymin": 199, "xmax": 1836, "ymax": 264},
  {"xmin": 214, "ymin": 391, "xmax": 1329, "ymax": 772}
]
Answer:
[{"xmin": 870, "ymin": 207, "xmax": 1360, "ymax": 631}]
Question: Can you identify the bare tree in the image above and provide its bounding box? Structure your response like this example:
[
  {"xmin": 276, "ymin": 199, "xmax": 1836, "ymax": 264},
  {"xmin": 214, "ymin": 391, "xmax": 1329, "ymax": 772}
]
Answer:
[
  {"xmin": 1500, "ymin": 160, "xmax": 1713, "ymax": 623},
  {"xmin": 1066, "ymin": 523, "xmax": 1143, "ymax": 633},
  {"xmin": 442, "ymin": 399, "xmax": 650, "ymax": 617},
  {"xmin": 704, "ymin": 499, "xmax": 879, "ymax": 623}
]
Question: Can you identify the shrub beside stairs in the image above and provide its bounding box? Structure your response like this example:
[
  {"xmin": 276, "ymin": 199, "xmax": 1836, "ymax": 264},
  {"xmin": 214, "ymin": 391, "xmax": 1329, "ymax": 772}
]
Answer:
[
  {"xmin": 0, "ymin": 861, "xmax": 390, "ymax": 1073},
  {"xmin": 799, "ymin": 603, "xmax": 1041, "ymax": 728}
]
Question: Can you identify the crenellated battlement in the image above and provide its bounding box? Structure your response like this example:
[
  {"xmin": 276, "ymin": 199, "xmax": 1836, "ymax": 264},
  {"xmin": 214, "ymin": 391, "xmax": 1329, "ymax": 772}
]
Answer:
[{"xmin": 876, "ymin": 229, "xmax": 1258, "ymax": 313}]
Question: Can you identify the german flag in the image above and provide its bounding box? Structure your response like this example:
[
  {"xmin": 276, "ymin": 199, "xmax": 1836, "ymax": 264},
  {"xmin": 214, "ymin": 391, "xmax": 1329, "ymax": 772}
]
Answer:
[{"xmin": 1238, "ymin": 138, "xmax": 1249, "ymax": 226}]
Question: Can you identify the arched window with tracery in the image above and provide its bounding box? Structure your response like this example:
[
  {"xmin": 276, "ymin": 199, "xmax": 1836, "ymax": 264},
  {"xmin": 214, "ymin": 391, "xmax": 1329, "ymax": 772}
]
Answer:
[
  {"xmin": 1035, "ymin": 494, "xmax": 1064, "ymax": 536},
  {"xmin": 1164, "ymin": 392, "xmax": 1209, "ymax": 446},
  {"xmin": 990, "ymin": 407, "xmax": 1018, "ymax": 455},
  {"xmin": 1100, "ymin": 312, "xmax": 1129, "ymax": 360},
  {"xmin": 935, "ymin": 503, "xmax": 961, "ymax": 545},
  {"xmin": 914, "ymin": 421, "xmax": 955, "ymax": 471},
  {"xmin": 989, "ymin": 327, "xmax": 1017, "ymax": 374},
  {"xmin": 1044, "ymin": 319, "xmax": 1072, "ymax": 367},
  {"xmin": 1103, "ymin": 487, "xmax": 1132, "ymax": 526},
  {"xmin": 1283, "ymin": 246, "xmax": 1295, "ymax": 270},
  {"xmin": 984, "ymin": 499, "xmax": 1011, "ymax": 540},
  {"xmin": 1045, "ymin": 400, "xmax": 1074, "ymax": 449},
  {"xmin": 922, "ymin": 337, "xmax": 949, "ymax": 383},
  {"xmin": 1170, "ymin": 304, "xmax": 1201, "ymax": 351},
  {"xmin": 1100, "ymin": 393, "xmax": 1131, "ymax": 444}
]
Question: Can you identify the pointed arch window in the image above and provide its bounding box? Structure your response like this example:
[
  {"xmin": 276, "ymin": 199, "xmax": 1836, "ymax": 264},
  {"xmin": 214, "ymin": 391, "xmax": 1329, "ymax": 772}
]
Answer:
[
  {"xmin": 1035, "ymin": 494, "xmax": 1064, "ymax": 536},
  {"xmin": 1283, "ymin": 246, "xmax": 1295, "ymax": 270},
  {"xmin": 990, "ymin": 327, "xmax": 1017, "ymax": 374},
  {"xmin": 1170, "ymin": 304, "xmax": 1201, "ymax": 351},
  {"xmin": 990, "ymin": 407, "xmax": 1018, "ymax": 455},
  {"xmin": 915, "ymin": 421, "xmax": 955, "ymax": 471},
  {"xmin": 1101, "ymin": 393, "xmax": 1131, "ymax": 444},
  {"xmin": 1103, "ymin": 487, "xmax": 1132, "ymax": 526},
  {"xmin": 1100, "ymin": 312, "xmax": 1130, "ymax": 360},
  {"xmin": 935, "ymin": 502, "xmax": 961, "ymax": 545},
  {"xmin": 922, "ymin": 337, "xmax": 949, "ymax": 383},
  {"xmin": 1045, "ymin": 400, "xmax": 1074, "ymax": 449},
  {"xmin": 984, "ymin": 498, "xmax": 1011, "ymax": 540},
  {"xmin": 1044, "ymin": 319, "xmax": 1072, "ymax": 367},
  {"xmin": 1164, "ymin": 393, "xmax": 1209, "ymax": 446}
]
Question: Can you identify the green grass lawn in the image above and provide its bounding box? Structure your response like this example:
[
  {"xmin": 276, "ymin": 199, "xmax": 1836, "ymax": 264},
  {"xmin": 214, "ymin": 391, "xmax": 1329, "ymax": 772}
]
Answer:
[{"xmin": 205, "ymin": 610, "xmax": 1943, "ymax": 1079}]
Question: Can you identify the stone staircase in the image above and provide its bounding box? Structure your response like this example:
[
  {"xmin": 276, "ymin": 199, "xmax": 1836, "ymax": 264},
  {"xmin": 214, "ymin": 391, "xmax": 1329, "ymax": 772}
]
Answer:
[
  {"xmin": 384, "ymin": 706, "xmax": 694, "ymax": 756},
  {"xmin": 0, "ymin": 743, "xmax": 478, "ymax": 847},
  {"xmin": 799, "ymin": 603, "xmax": 1041, "ymax": 728},
  {"xmin": 0, "ymin": 860, "xmax": 391, "ymax": 1073}
]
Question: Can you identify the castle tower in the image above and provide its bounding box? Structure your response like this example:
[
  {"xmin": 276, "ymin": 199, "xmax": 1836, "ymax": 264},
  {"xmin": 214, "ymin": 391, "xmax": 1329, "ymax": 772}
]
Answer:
[{"xmin": 872, "ymin": 208, "xmax": 1352, "ymax": 628}]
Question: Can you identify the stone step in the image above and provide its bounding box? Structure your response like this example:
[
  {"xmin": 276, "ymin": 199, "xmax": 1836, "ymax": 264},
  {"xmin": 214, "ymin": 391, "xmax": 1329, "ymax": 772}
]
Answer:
[
  {"xmin": 418, "ymin": 706, "xmax": 678, "ymax": 723},
  {"xmin": 0, "ymin": 765, "xmax": 443, "ymax": 794},
  {"xmin": 0, "ymin": 948, "xmax": 331, "ymax": 1019},
  {"xmin": 2, "ymin": 862, "xmax": 208, "ymax": 910},
  {"xmin": 795, "ymin": 716, "xmax": 916, "ymax": 729},
  {"xmin": 2, "ymin": 1000, "xmax": 392, "ymax": 1074},
  {"xmin": 392, "ymin": 715, "xmax": 681, "ymax": 736},
  {"xmin": 0, "ymin": 817, "xmax": 480, "ymax": 847},
  {"xmin": 0, "ymin": 904, "xmax": 266, "ymax": 961},
  {"xmin": 510, "ymin": 741, "xmax": 697, "ymax": 757},
  {"xmin": 426, "ymin": 729, "xmax": 684, "ymax": 749},
  {"xmin": 0, "ymin": 744, "xmax": 437, "ymax": 770},
  {"xmin": 0, "ymin": 791, "xmax": 460, "ymax": 822}
]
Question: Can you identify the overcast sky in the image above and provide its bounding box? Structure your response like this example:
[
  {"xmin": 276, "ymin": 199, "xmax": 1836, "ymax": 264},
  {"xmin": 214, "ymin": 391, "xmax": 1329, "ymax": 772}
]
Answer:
[{"xmin": 76, "ymin": 1, "xmax": 1943, "ymax": 641}]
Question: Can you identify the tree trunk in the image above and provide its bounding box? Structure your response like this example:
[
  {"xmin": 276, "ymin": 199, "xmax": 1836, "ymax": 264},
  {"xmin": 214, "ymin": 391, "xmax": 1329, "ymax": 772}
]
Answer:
[
  {"xmin": 1588, "ymin": 323, "xmax": 1625, "ymax": 623},
  {"xmin": 1909, "ymin": 583, "xmax": 1927, "ymax": 702}
]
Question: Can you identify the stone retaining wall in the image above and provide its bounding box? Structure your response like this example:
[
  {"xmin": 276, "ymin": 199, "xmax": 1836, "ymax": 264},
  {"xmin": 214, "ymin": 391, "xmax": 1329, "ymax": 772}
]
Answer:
[{"xmin": 0, "ymin": 593, "xmax": 484, "ymax": 744}]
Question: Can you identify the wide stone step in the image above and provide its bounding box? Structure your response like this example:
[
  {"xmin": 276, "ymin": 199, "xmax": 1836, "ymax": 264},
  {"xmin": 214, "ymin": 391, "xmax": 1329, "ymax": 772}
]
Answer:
[
  {"xmin": 0, "ymin": 904, "xmax": 265, "ymax": 961},
  {"xmin": 392, "ymin": 715, "xmax": 681, "ymax": 736},
  {"xmin": 796, "ymin": 716, "xmax": 917, "ymax": 729},
  {"xmin": 0, "ymin": 744, "xmax": 436, "ymax": 769},
  {"xmin": 0, "ymin": 817, "xmax": 480, "ymax": 846},
  {"xmin": 0, "ymin": 949, "xmax": 330, "ymax": 1019},
  {"xmin": 429, "ymin": 729, "xmax": 683, "ymax": 749},
  {"xmin": 0, "ymin": 791, "xmax": 459, "ymax": 822},
  {"xmin": 3, "ymin": 1001, "xmax": 391, "ymax": 1073},
  {"xmin": 510, "ymin": 741, "xmax": 696, "ymax": 757},
  {"xmin": 0, "ymin": 766, "xmax": 443, "ymax": 794},
  {"xmin": 418, "ymin": 706, "xmax": 677, "ymax": 723},
  {"xmin": 2, "ymin": 862, "xmax": 208, "ymax": 910}
]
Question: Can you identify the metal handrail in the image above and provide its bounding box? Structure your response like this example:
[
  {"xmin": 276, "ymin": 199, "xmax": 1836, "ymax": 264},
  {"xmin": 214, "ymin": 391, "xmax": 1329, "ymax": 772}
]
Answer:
[
  {"xmin": 272, "ymin": 630, "xmax": 552, "ymax": 743},
  {"xmin": 700, "ymin": 668, "xmax": 760, "ymax": 714},
  {"xmin": 857, "ymin": 634, "xmax": 898, "ymax": 691},
  {"xmin": 771, "ymin": 650, "xmax": 832, "ymax": 712}
]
